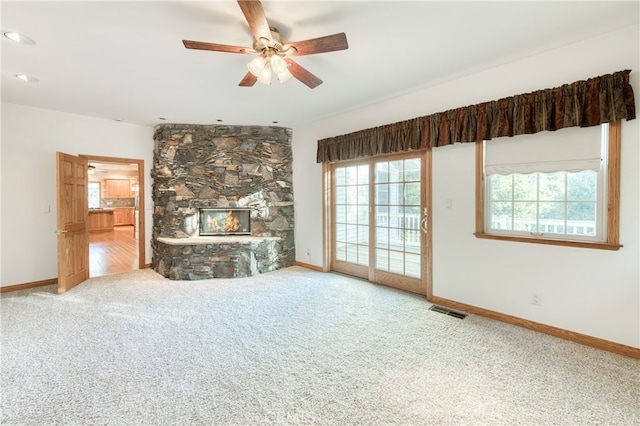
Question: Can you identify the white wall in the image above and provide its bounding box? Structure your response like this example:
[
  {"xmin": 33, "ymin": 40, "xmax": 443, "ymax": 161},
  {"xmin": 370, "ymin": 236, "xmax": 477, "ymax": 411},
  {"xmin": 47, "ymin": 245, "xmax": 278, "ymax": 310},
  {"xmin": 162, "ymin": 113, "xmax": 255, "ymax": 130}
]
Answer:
[
  {"xmin": 0, "ymin": 103, "xmax": 154, "ymax": 286},
  {"xmin": 292, "ymin": 25, "xmax": 640, "ymax": 348}
]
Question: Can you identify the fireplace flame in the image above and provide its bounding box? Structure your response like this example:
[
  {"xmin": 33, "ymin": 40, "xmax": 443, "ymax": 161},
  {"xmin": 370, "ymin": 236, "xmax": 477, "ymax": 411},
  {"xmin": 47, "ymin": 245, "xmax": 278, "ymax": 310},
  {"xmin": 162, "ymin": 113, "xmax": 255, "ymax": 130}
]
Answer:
[{"xmin": 206, "ymin": 210, "xmax": 241, "ymax": 233}]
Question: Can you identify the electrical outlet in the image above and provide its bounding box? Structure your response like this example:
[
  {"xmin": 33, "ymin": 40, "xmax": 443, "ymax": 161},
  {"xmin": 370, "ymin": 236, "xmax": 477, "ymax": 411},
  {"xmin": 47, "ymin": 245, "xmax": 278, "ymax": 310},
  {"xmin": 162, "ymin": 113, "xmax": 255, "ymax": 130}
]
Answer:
[
  {"xmin": 532, "ymin": 294, "xmax": 542, "ymax": 306},
  {"xmin": 306, "ymin": 248, "xmax": 311, "ymax": 256}
]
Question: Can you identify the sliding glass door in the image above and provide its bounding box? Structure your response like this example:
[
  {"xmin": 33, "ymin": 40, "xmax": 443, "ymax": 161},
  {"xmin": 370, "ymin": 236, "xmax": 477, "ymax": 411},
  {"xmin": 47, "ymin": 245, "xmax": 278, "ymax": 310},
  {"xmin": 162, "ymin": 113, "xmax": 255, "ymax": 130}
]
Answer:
[{"xmin": 331, "ymin": 152, "xmax": 429, "ymax": 294}]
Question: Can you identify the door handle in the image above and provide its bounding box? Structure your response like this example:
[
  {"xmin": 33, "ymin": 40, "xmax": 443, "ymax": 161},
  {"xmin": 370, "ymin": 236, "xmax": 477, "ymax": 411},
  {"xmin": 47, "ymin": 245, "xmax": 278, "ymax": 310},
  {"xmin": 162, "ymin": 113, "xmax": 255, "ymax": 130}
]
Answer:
[
  {"xmin": 421, "ymin": 208, "xmax": 428, "ymax": 234},
  {"xmin": 55, "ymin": 229, "xmax": 68, "ymax": 235}
]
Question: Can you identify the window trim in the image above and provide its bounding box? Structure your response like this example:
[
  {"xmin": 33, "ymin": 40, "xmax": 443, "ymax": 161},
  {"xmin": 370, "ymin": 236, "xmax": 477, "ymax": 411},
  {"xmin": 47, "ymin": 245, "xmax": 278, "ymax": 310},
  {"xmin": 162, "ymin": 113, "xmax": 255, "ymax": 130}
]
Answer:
[{"xmin": 475, "ymin": 121, "xmax": 621, "ymax": 251}]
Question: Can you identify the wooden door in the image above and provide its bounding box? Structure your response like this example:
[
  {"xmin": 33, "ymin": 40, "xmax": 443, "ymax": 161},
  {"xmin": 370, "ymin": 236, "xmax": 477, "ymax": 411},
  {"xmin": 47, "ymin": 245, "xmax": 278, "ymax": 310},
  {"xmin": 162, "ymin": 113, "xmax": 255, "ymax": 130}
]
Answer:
[{"xmin": 56, "ymin": 152, "xmax": 89, "ymax": 293}]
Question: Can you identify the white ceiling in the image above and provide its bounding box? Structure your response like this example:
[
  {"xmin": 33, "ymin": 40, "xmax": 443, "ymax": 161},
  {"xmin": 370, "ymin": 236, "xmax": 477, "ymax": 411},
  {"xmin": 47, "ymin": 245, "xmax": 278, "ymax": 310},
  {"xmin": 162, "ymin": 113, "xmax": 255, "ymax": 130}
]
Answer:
[{"xmin": 2, "ymin": 1, "xmax": 638, "ymax": 128}]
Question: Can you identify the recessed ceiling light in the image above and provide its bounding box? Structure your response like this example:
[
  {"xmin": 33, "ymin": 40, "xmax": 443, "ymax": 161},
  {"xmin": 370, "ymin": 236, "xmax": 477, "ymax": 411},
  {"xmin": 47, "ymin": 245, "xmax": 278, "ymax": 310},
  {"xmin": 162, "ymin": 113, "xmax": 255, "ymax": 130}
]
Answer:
[
  {"xmin": 3, "ymin": 32, "xmax": 35, "ymax": 45},
  {"xmin": 15, "ymin": 74, "xmax": 39, "ymax": 83}
]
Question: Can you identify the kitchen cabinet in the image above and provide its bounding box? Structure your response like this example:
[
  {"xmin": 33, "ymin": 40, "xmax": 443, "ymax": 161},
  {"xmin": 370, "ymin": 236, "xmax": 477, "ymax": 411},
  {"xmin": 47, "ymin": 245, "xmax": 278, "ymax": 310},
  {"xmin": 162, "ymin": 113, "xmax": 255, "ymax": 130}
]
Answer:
[
  {"xmin": 105, "ymin": 179, "xmax": 131, "ymax": 198},
  {"xmin": 114, "ymin": 208, "xmax": 135, "ymax": 226},
  {"xmin": 88, "ymin": 210, "xmax": 114, "ymax": 232}
]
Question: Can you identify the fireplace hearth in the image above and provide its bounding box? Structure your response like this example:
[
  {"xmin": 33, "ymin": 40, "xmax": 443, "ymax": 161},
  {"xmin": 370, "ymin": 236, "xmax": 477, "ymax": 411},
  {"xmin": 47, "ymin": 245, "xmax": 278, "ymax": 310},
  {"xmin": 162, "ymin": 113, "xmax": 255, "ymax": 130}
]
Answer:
[{"xmin": 199, "ymin": 208, "xmax": 251, "ymax": 236}]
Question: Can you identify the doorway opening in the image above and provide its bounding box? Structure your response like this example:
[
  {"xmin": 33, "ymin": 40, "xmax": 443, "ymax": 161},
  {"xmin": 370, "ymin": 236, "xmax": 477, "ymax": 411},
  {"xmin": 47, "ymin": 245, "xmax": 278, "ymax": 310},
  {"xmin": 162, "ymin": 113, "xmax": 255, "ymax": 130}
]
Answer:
[{"xmin": 81, "ymin": 155, "xmax": 146, "ymax": 278}]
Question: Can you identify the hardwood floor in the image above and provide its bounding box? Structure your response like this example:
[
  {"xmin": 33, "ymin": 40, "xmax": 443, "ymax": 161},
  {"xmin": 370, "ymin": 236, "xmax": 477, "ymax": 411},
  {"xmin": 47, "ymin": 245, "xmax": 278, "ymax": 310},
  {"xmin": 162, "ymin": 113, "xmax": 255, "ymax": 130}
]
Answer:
[{"xmin": 89, "ymin": 226, "xmax": 138, "ymax": 277}]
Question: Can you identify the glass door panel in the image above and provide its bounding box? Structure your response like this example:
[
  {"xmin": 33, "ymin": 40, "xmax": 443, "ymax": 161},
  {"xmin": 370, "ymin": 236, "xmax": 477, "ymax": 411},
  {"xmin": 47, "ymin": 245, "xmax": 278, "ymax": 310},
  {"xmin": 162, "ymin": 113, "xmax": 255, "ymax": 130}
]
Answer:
[
  {"xmin": 333, "ymin": 163, "xmax": 370, "ymax": 277},
  {"xmin": 373, "ymin": 157, "xmax": 422, "ymax": 282}
]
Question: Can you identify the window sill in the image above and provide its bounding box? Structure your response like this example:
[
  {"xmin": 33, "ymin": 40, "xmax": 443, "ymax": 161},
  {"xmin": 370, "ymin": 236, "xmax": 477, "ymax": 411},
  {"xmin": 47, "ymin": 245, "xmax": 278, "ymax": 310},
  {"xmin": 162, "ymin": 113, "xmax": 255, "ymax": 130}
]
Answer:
[{"xmin": 474, "ymin": 232, "xmax": 622, "ymax": 251}]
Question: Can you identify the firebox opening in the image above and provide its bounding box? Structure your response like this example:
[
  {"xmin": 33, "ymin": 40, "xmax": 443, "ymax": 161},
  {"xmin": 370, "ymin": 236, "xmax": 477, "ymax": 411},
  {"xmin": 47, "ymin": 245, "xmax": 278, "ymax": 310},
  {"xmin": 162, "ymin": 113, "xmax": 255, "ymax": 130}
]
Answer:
[{"xmin": 199, "ymin": 208, "xmax": 251, "ymax": 236}]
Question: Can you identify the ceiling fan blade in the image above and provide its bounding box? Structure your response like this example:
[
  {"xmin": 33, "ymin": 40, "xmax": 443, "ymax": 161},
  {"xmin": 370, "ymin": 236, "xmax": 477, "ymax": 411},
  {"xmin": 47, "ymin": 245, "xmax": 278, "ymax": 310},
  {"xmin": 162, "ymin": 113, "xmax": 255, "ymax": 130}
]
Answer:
[
  {"xmin": 285, "ymin": 59, "xmax": 323, "ymax": 89},
  {"xmin": 237, "ymin": 0, "xmax": 272, "ymax": 46},
  {"xmin": 183, "ymin": 40, "xmax": 248, "ymax": 54},
  {"xmin": 239, "ymin": 72, "xmax": 258, "ymax": 87},
  {"xmin": 287, "ymin": 33, "xmax": 348, "ymax": 56}
]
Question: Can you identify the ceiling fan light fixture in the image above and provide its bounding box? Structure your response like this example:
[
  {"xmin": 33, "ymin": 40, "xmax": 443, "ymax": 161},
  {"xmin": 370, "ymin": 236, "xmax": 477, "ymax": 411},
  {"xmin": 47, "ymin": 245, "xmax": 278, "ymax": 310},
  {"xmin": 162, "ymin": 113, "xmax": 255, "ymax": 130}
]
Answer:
[
  {"xmin": 183, "ymin": 1, "xmax": 348, "ymax": 89},
  {"xmin": 257, "ymin": 63, "xmax": 272, "ymax": 85},
  {"xmin": 270, "ymin": 54, "xmax": 287, "ymax": 75},
  {"xmin": 88, "ymin": 165, "xmax": 96, "ymax": 174},
  {"xmin": 277, "ymin": 68, "xmax": 293, "ymax": 83},
  {"xmin": 247, "ymin": 55, "xmax": 266, "ymax": 77}
]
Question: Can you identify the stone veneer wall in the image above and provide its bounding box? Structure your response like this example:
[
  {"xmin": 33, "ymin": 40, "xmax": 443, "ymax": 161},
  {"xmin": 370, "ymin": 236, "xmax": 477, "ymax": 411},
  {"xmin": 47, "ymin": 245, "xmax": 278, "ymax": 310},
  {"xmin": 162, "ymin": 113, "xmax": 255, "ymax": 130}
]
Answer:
[{"xmin": 151, "ymin": 124, "xmax": 295, "ymax": 279}]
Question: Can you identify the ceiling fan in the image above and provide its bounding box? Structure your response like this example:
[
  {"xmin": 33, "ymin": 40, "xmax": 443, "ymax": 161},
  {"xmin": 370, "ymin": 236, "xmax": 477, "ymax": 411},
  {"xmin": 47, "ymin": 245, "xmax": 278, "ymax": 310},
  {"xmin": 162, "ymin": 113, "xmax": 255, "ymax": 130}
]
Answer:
[{"xmin": 182, "ymin": 0, "xmax": 349, "ymax": 89}]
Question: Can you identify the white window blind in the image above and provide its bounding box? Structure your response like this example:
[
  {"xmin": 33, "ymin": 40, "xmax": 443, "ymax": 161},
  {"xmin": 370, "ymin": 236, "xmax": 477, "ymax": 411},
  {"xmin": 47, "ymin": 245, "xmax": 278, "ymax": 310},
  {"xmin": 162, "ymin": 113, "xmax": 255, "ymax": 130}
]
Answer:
[{"xmin": 484, "ymin": 124, "xmax": 605, "ymax": 176}]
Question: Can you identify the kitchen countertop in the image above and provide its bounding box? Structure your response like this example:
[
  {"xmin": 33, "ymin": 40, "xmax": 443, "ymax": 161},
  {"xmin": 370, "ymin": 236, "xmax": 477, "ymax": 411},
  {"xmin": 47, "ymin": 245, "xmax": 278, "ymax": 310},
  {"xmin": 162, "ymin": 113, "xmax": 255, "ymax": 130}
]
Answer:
[{"xmin": 89, "ymin": 207, "xmax": 135, "ymax": 212}]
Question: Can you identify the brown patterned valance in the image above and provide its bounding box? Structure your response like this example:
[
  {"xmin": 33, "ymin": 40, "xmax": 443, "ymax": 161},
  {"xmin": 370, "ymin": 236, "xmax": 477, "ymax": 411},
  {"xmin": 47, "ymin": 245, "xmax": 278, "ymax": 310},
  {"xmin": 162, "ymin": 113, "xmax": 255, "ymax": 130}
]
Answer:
[{"xmin": 317, "ymin": 70, "xmax": 636, "ymax": 163}]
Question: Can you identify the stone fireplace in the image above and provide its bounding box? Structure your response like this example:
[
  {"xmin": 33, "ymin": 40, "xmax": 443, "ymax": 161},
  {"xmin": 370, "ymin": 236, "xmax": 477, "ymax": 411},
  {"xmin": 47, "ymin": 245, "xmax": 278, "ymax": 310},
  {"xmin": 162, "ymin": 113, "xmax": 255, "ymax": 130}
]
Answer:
[{"xmin": 151, "ymin": 124, "xmax": 295, "ymax": 280}]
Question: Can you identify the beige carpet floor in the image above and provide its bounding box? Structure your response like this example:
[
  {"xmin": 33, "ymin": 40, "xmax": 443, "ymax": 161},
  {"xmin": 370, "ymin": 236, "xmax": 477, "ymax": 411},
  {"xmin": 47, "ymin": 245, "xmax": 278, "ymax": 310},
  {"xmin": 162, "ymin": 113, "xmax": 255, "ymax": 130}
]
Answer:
[{"xmin": 1, "ymin": 266, "xmax": 638, "ymax": 425}]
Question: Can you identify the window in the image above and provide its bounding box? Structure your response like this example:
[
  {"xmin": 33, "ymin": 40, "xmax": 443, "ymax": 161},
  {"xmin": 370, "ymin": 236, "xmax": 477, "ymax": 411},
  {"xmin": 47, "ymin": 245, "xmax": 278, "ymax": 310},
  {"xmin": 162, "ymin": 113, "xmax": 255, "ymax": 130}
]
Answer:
[
  {"xmin": 487, "ymin": 170, "xmax": 601, "ymax": 239},
  {"xmin": 88, "ymin": 182, "xmax": 101, "ymax": 209},
  {"xmin": 476, "ymin": 122, "xmax": 621, "ymax": 250}
]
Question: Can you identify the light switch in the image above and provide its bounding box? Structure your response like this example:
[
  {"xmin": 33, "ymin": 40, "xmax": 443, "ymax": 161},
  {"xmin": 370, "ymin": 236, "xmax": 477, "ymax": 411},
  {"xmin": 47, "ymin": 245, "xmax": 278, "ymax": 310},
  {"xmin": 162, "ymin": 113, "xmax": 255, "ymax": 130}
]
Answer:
[{"xmin": 445, "ymin": 199, "xmax": 453, "ymax": 209}]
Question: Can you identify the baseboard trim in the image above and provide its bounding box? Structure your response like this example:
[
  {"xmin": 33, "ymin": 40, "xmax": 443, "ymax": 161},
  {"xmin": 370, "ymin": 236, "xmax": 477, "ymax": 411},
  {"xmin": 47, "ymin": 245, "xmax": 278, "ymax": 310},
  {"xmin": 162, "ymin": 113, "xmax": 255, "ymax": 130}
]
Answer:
[
  {"xmin": 3, "ymin": 264, "xmax": 318, "ymax": 293},
  {"xmin": 1, "ymin": 265, "xmax": 153, "ymax": 294},
  {"xmin": 430, "ymin": 296, "xmax": 640, "ymax": 359},
  {"xmin": 294, "ymin": 261, "xmax": 323, "ymax": 272},
  {"xmin": 1, "ymin": 278, "xmax": 57, "ymax": 293}
]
